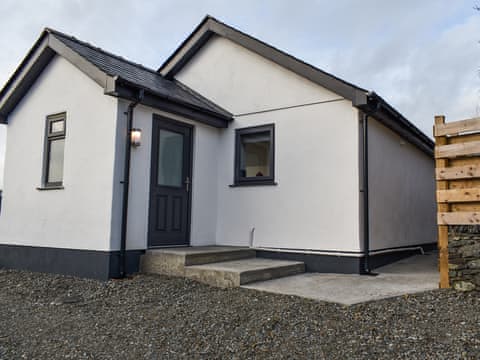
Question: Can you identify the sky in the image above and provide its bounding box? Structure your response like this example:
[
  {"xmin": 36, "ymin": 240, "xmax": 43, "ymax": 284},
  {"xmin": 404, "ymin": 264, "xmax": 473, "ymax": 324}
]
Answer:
[{"xmin": 0, "ymin": 0, "xmax": 479, "ymax": 188}]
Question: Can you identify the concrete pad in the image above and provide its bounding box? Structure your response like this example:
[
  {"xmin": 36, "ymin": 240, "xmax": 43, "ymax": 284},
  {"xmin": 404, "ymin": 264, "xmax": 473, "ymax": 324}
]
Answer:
[{"xmin": 243, "ymin": 252, "xmax": 439, "ymax": 305}]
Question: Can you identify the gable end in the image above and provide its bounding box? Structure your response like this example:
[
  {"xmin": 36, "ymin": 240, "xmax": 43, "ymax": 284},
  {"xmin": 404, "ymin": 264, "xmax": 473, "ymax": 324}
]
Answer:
[
  {"xmin": 159, "ymin": 16, "xmax": 367, "ymax": 105},
  {"xmin": 0, "ymin": 28, "xmax": 232, "ymax": 127},
  {"xmin": 0, "ymin": 31, "xmax": 115, "ymax": 124}
]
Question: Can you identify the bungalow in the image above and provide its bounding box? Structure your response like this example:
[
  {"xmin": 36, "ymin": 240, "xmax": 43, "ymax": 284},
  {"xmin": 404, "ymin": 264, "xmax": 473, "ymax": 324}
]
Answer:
[{"xmin": 0, "ymin": 16, "xmax": 436, "ymax": 280}]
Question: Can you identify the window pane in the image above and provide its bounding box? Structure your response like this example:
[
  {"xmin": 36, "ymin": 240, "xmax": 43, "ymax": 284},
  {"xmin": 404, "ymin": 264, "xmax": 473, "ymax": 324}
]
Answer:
[
  {"xmin": 50, "ymin": 120, "xmax": 65, "ymax": 134},
  {"xmin": 240, "ymin": 131, "xmax": 270, "ymax": 178},
  {"xmin": 157, "ymin": 130, "xmax": 183, "ymax": 187},
  {"xmin": 47, "ymin": 139, "xmax": 65, "ymax": 183}
]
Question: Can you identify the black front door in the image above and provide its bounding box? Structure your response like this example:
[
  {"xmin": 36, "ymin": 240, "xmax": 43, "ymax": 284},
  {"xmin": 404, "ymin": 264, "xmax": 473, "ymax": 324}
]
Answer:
[{"xmin": 148, "ymin": 115, "xmax": 193, "ymax": 247}]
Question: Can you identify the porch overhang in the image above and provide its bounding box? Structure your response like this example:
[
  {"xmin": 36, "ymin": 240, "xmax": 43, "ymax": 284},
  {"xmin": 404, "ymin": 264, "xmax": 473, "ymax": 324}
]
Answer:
[{"xmin": 105, "ymin": 78, "xmax": 231, "ymax": 128}]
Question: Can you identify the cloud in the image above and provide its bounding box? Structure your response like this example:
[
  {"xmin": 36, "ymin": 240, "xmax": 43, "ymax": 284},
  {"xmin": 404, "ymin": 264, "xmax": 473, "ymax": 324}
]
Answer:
[
  {"xmin": 337, "ymin": 10, "xmax": 480, "ymax": 137},
  {"xmin": 0, "ymin": 0, "xmax": 478, "ymax": 187}
]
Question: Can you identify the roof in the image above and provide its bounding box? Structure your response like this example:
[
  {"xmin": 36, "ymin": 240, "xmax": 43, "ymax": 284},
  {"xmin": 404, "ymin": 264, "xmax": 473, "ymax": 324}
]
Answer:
[
  {"xmin": 47, "ymin": 29, "xmax": 231, "ymax": 118},
  {"xmin": 0, "ymin": 27, "xmax": 232, "ymax": 127},
  {"xmin": 0, "ymin": 19, "xmax": 434, "ymax": 154},
  {"xmin": 159, "ymin": 15, "xmax": 433, "ymax": 155}
]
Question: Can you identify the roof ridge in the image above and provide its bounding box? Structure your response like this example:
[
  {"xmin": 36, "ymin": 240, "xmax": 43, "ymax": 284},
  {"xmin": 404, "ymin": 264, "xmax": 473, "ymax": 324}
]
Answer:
[
  {"xmin": 158, "ymin": 16, "xmax": 367, "ymax": 93},
  {"xmin": 206, "ymin": 18, "xmax": 367, "ymax": 92},
  {"xmin": 45, "ymin": 27, "xmax": 163, "ymax": 78}
]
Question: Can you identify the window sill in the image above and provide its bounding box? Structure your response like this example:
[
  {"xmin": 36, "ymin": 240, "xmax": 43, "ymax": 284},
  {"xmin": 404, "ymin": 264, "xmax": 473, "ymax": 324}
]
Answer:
[
  {"xmin": 229, "ymin": 181, "xmax": 278, "ymax": 187},
  {"xmin": 36, "ymin": 185, "xmax": 64, "ymax": 191}
]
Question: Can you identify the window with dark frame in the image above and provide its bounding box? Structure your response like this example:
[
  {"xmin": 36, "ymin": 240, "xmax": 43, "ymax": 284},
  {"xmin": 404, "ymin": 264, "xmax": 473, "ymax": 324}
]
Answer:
[
  {"xmin": 234, "ymin": 124, "xmax": 275, "ymax": 186},
  {"xmin": 43, "ymin": 113, "xmax": 66, "ymax": 187}
]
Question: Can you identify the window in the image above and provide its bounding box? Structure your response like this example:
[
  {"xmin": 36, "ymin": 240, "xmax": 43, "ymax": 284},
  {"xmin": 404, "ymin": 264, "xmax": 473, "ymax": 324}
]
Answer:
[
  {"xmin": 234, "ymin": 124, "xmax": 275, "ymax": 186},
  {"xmin": 43, "ymin": 113, "xmax": 66, "ymax": 187}
]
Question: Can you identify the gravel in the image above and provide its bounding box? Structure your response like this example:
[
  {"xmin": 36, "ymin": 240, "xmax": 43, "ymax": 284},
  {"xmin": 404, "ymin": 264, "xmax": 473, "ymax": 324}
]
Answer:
[{"xmin": 0, "ymin": 269, "xmax": 479, "ymax": 359}]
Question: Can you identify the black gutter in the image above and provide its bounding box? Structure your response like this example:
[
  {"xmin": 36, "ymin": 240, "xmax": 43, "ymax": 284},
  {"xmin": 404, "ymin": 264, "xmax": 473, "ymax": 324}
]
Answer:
[
  {"xmin": 114, "ymin": 77, "xmax": 232, "ymax": 121},
  {"xmin": 106, "ymin": 80, "xmax": 232, "ymax": 128},
  {"xmin": 118, "ymin": 89, "xmax": 144, "ymax": 278},
  {"xmin": 366, "ymin": 92, "xmax": 434, "ymax": 156}
]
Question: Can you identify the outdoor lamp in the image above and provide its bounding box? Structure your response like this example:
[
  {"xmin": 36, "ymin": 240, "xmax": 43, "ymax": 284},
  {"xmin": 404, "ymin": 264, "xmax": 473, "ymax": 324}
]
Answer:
[{"xmin": 131, "ymin": 128, "xmax": 142, "ymax": 147}]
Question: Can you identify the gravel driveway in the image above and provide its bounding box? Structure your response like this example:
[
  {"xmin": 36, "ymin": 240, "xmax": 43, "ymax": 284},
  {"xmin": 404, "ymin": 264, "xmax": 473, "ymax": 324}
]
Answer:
[{"xmin": 0, "ymin": 269, "xmax": 478, "ymax": 359}]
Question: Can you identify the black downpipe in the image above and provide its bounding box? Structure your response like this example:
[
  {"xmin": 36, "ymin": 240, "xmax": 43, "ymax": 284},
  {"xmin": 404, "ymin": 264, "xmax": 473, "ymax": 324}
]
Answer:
[
  {"xmin": 361, "ymin": 94, "xmax": 381, "ymax": 275},
  {"xmin": 118, "ymin": 90, "xmax": 144, "ymax": 278},
  {"xmin": 362, "ymin": 113, "xmax": 371, "ymax": 274}
]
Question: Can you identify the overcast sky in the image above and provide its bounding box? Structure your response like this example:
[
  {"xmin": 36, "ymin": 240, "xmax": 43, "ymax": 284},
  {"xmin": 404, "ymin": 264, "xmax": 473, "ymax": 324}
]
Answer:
[{"xmin": 0, "ymin": 0, "xmax": 479, "ymax": 188}]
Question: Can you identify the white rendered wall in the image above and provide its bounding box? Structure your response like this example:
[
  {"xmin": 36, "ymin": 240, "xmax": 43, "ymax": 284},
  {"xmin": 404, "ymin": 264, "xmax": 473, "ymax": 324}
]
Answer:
[
  {"xmin": 0, "ymin": 56, "xmax": 118, "ymax": 251},
  {"xmin": 176, "ymin": 36, "xmax": 342, "ymax": 115},
  {"xmin": 176, "ymin": 36, "xmax": 361, "ymax": 252},
  {"xmin": 115, "ymin": 100, "xmax": 221, "ymax": 250},
  {"xmin": 368, "ymin": 118, "xmax": 436, "ymax": 250}
]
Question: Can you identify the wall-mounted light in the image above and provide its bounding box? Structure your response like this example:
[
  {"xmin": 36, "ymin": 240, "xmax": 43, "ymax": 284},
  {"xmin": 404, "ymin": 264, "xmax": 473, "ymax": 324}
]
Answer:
[{"xmin": 130, "ymin": 128, "xmax": 142, "ymax": 147}]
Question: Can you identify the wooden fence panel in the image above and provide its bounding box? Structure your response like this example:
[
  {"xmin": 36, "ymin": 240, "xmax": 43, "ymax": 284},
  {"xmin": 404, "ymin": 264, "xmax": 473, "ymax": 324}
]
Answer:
[
  {"xmin": 435, "ymin": 140, "xmax": 480, "ymax": 159},
  {"xmin": 438, "ymin": 212, "xmax": 480, "ymax": 225},
  {"xmin": 434, "ymin": 115, "xmax": 480, "ymax": 288},
  {"xmin": 437, "ymin": 188, "xmax": 480, "ymax": 203},
  {"xmin": 436, "ymin": 164, "xmax": 480, "ymax": 180},
  {"xmin": 434, "ymin": 116, "xmax": 480, "ymax": 136}
]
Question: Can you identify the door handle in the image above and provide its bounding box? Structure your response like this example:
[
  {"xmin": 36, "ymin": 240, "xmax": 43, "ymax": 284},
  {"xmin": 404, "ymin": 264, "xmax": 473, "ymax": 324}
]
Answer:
[{"xmin": 184, "ymin": 177, "xmax": 191, "ymax": 192}]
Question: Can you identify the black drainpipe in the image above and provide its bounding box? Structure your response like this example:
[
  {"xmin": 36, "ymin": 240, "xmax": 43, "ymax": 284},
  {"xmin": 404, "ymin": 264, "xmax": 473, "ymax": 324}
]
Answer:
[
  {"xmin": 361, "ymin": 95, "xmax": 381, "ymax": 275},
  {"xmin": 118, "ymin": 89, "xmax": 144, "ymax": 278},
  {"xmin": 362, "ymin": 113, "xmax": 371, "ymax": 274}
]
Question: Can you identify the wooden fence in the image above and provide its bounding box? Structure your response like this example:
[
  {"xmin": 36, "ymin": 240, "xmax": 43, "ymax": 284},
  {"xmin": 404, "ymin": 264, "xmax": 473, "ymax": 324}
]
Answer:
[{"xmin": 434, "ymin": 115, "xmax": 480, "ymax": 288}]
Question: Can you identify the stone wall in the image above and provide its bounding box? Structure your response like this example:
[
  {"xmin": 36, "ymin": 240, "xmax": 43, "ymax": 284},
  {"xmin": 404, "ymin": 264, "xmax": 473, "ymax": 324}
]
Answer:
[{"xmin": 449, "ymin": 226, "xmax": 480, "ymax": 291}]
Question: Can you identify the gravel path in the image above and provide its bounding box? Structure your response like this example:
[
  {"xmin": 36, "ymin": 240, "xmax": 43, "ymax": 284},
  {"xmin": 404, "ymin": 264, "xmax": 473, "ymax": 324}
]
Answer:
[{"xmin": 0, "ymin": 269, "xmax": 478, "ymax": 359}]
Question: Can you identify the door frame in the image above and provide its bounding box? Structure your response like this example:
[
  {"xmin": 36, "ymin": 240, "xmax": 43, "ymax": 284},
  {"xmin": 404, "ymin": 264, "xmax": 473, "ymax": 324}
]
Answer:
[{"xmin": 147, "ymin": 114, "xmax": 194, "ymax": 248}]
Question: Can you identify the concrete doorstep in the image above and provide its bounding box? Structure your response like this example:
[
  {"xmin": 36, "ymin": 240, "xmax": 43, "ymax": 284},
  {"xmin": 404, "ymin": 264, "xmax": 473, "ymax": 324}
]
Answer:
[
  {"xmin": 140, "ymin": 246, "xmax": 305, "ymax": 288},
  {"xmin": 185, "ymin": 258, "xmax": 305, "ymax": 287}
]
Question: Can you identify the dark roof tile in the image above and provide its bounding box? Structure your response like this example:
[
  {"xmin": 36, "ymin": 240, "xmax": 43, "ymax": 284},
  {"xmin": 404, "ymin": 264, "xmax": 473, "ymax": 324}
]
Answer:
[{"xmin": 46, "ymin": 28, "xmax": 231, "ymax": 118}]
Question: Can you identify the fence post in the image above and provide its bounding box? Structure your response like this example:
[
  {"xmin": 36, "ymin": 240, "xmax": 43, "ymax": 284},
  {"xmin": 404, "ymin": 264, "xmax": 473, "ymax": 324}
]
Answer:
[{"xmin": 434, "ymin": 115, "xmax": 450, "ymax": 288}]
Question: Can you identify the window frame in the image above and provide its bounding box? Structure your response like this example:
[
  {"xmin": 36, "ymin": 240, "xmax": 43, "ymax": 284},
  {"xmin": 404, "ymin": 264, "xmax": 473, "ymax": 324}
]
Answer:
[
  {"xmin": 42, "ymin": 112, "xmax": 66, "ymax": 188},
  {"xmin": 233, "ymin": 123, "xmax": 275, "ymax": 186}
]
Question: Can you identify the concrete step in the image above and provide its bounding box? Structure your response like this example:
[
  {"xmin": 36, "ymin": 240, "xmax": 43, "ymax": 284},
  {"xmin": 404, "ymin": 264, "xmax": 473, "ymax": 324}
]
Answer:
[
  {"xmin": 184, "ymin": 258, "xmax": 306, "ymax": 288},
  {"xmin": 140, "ymin": 246, "xmax": 255, "ymax": 276}
]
